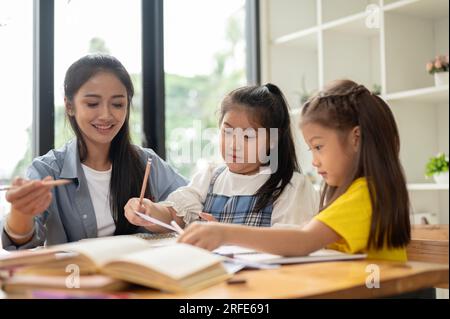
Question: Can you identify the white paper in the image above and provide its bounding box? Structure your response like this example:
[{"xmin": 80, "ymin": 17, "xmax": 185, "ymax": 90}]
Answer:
[{"xmin": 134, "ymin": 211, "xmax": 178, "ymax": 232}]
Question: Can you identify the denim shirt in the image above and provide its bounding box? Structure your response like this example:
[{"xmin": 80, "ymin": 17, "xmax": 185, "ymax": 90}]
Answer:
[{"xmin": 1, "ymin": 139, "xmax": 188, "ymax": 250}]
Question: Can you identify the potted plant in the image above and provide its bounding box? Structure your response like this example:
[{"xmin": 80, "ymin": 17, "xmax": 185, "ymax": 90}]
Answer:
[
  {"xmin": 425, "ymin": 153, "xmax": 449, "ymax": 184},
  {"xmin": 426, "ymin": 55, "xmax": 449, "ymax": 86}
]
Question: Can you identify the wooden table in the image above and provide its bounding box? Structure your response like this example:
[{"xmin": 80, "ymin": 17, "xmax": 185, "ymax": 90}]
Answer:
[{"xmin": 132, "ymin": 260, "xmax": 448, "ymax": 299}]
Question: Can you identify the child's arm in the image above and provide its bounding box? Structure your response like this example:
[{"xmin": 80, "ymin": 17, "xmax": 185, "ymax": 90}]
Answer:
[
  {"xmin": 124, "ymin": 198, "xmax": 185, "ymax": 233},
  {"xmin": 178, "ymin": 219, "xmax": 341, "ymax": 256}
]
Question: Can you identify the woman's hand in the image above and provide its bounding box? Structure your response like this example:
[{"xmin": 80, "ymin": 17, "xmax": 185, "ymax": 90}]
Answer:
[
  {"xmin": 6, "ymin": 176, "xmax": 53, "ymax": 219},
  {"xmin": 177, "ymin": 222, "xmax": 229, "ymax": 251},
  {"xmin": 5, "ymin": 176, "xmax": 54, "ymax": 244},
  {"xmin": 124, "ymin": 198, "xmax": 170, "ymax": 233},
  {"xmin": 124, "ymin": 198, "xmax": 156, "ymax": 227}
]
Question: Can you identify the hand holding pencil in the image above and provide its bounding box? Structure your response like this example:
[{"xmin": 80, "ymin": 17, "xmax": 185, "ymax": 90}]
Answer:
[
  {"xmin": 139, "ymin": 158, "xmax": 152, "ymax": 207},
  {"xmin": 124, "ymin": 158, "xmax": 184, "ymax": 233},
  {"xmin": 0, "ymin": 178, "xmax": 71, "ymax": 191},
  {"xmin": 4, "ymin": 176, "xmax": 69, "ymax": 219},
  {"xmin": 3, "ymin": 176, "xmax": 70, "ymax": 244},
  {"xmin": 124, "ymin": 158, "xmax": 160, "ymax": 229}
]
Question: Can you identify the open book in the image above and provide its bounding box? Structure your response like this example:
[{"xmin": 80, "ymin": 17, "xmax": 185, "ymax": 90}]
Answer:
[
  {"xmin": 0, "ymin": 236, "xmax": 230, "ymax": 293},
  {"xmin": 2, "ymin": 274, "xmax": 128, "ymax": 296},
  {"xmin": 214, "ymin": 245, "xmax": 367, "ymax": 265}
]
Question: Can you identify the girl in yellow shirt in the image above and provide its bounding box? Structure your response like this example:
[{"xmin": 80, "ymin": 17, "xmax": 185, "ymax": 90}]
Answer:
[{"xmin": 178, "ymin": 79, "xmax": 411, "ymax": 262}]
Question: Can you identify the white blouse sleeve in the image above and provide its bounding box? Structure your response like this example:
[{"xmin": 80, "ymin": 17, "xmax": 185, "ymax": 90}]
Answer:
[
  {"xmin": 271, "ymin": 172, "xmax": 320, "ymax": 227},
  {"xmin": 166, "ymin": 164, "xmax": 217, "ymax": 224}
]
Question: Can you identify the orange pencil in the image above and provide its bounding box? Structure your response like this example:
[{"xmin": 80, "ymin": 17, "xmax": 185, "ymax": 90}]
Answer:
[{"xmin": 139, "ymin": 158, "xmax": 152, "ymax": 206}]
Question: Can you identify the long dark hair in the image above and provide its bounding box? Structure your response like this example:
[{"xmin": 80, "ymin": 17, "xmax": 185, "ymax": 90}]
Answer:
[
  {"xmin": 300, "ymin": 79, "xmax": 410, "ymax": 249},
  {"xmin": 64, "ymin": 54, "xmax": 150, "ymax": 235},
  {"xmin": 220, "ymin": 83, "xmax": 299, "ymax": 214}
]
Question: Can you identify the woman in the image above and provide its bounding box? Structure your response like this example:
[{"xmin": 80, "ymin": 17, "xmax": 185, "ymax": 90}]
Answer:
[{"xmin": 1, "ymin": 54, "xmax": 187, "ymax": 250}]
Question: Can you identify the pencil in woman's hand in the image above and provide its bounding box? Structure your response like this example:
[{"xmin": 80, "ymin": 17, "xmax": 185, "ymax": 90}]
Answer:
[
  {"xmin": 0, "ymin": 179, "xmax": 72, "ymax": 191},
  {"xmin": 139, "ymin": 158, "xmax": 152, "ymax": 206}
]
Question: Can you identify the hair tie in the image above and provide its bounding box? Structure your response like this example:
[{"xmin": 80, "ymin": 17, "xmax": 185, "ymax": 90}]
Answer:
[{"xmin": 350, "ymin": 85, "xmax": 369, "ymax": 96}]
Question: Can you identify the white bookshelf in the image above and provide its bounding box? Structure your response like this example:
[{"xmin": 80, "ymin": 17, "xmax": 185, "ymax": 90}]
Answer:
[
  {"xmin": 408, "ymin": 183, "xmax": 449, "ymax": 191},
  {"xmin": 384, "ymin": 85, "xmax": 449, "ymax": 103},
  {"xmin": 261, "ymin": 0, "xmax": 449, "ymax": 223}
]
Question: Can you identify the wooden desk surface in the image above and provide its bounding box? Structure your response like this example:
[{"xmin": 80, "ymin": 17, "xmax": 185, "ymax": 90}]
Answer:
[{"xmin": 132, "ymin": 260, "xmax": 448, "ymax": 299}]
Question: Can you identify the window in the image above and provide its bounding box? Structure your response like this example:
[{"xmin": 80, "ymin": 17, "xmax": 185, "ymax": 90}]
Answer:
[
  {"xmin": 164, "ymin": 0, "xmax": 248, "ymax": 178},
  {"xmin": 0, "ymin": 0, "xmax": 258, "ymax": 221},
  {"xmin": 54, "ymin": 0, "xmax": 143, "ymax": 149},
  {"xmin": 0, "ymin": 1, "xmax": 33, "ymax": 218}
]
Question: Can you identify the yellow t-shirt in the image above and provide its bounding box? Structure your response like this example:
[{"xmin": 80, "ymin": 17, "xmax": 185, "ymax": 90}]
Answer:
[{"xmin": 315, "ymin": 178, "xmax": 407, "ymax": 262}]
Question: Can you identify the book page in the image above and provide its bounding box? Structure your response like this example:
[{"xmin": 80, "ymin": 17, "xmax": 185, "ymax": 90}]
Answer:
[
  {"xmin": 105, "ymin": 243, "xmax": 225, "ymax": 280},
  {"xmin": 48, "ymin": 235, "xmax": 153, "ymax": 266},
  {"xmin": 0, "ymin": 247, "xmax": 10, "ymax": 258},
  {"xmin": 3, "ymin": 274, "xmax": 127, "ymax": 292}
]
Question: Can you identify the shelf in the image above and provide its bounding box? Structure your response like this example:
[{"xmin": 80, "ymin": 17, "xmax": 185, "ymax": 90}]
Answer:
[
  {"xmin": 321, "ymin": 0, "xmax": 379, "ymax": 24},
  {"xmin": 263, "ymin": 0, "xmax": 449, "ymax": 224},
  {"xmin": 383, "ymin": 0, "xmax": 449, "ymax": 94},
  {"xmin": 322, "ymin": 12, "xmax": 380, "ymax": 37},
  {"xmin": 273, "ymin": 27, "xmax": 318, "ymax": 49},
  {"xmin": 272, "ymin": 14, "xmax": 378, "ymax": 47},
  {"xmin": 384, "ymin": 85, "xmax": 449, "ymax": 104},
  {"xmin": 273, "ymin": 0, "xmax": 448, "ymax": 47},
  {"xmin": 407, "ymin": 183, "xmax": 449, "ymax": 191},
  {"xmin": 383, "ymin": 0, "xmax": 449, "ymax": 20}
]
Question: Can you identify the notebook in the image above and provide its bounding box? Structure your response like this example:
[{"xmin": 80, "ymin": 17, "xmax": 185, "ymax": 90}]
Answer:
[
  {"xmin": 0, "ymin": 236, "xmax": 230, "ymax": 293},
  {"xmin": 132, "ymin": 232, "xmax": 178, "ymax": 247},
  {"xmin": 214, "ymin": 245, "xmax": 367, "ymax": 265}
]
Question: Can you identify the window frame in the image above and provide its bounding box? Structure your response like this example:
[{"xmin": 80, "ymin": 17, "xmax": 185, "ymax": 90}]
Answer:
[
  {"xmin": 33, "ymin": 0, "xmax": 54, "ymax": 157},
  {"xmin": 32, "ymin": 0, "xmax": 260, "ymax": 160}
]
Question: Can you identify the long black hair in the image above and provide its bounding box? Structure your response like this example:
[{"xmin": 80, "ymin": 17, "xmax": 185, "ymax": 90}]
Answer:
[
  {"xmin": 300, "ymin": 79, "xmax": 410, "ymax": 249},
  {"xmin": 220, "ymin": 83, "xmax": 299, "ymax": 214},
  {"xmin": 64, "ymin": 54, "xmax": 150, "ymax": 235}
]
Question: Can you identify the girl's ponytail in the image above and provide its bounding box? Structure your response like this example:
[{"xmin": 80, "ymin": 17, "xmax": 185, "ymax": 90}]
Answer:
[{"xmin": 265, "ymin": 83, "xmax": 282, "ymax": 95}]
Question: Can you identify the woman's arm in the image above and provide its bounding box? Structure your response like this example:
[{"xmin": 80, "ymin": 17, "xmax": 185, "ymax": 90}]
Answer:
[{"xmin": 178, "ymin": 219, "xmax": 341, "ymax": 256}]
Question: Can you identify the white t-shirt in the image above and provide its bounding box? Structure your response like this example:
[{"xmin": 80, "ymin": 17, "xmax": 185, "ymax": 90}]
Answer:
[
  {"xmin": 81, "ymin": 164, "xmax": 116, "ymax": 237},
  {"xmin": 167, "ymin": 164, "xmax": 319, "ymax": 226}
]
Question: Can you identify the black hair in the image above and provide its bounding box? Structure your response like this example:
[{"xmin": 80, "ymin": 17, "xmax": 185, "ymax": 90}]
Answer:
[{"xmin": 220, "ymin": 83, "xmax": 300, "ymax": 215}]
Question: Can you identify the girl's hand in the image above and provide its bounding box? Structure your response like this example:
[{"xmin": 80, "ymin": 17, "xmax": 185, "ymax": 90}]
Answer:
[
  {"xmin": 177, "ymin": 222, "xmax": 228, "ymax": 251},
  {"xmin": 6, "ymin": 176, "xmax": 53, "ymax": 218},
  {"xmin": 198, "ymin": 212, "xmax": 218, "ymax": 222}
]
